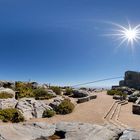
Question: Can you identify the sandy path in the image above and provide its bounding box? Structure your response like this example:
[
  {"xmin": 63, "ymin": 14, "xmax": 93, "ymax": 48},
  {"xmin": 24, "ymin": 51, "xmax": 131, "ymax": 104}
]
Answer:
[
  {"xmin": 119, "ymin": 102, "xmax": 140, "ymax": 130},
  {"xmin": 29, "ymin": 91, "xmax": 114, "ymax": 124}
]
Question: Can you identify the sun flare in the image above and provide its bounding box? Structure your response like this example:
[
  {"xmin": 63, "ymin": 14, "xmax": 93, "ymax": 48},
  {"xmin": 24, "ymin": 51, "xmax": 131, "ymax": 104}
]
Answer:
[{"xmin": 105, "ymin": 22, "xmax": 140, "ymax": 49}]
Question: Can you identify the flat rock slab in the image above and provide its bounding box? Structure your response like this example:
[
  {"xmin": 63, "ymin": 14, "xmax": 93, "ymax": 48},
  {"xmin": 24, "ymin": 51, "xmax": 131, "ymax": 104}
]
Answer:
[
  {"xmin": 0, "ymin": 122, "xmax": 124, "ymax": 140},
  {"xmin": 119, "ymin": 129, "xmax": 140, "ymax": 140}
]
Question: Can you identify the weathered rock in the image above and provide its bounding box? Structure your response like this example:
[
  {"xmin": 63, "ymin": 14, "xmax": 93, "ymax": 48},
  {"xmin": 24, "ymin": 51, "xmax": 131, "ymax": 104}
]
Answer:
[
  {"xmin": 0, "ymin": 122, "xmax": 55, "ymax": 140},
  {"xmin": 72, "ymin": 89, "xmax": 89, "ymax": 98},
  {"xmin": 128, "ymin": 95, "xmax": 138, "ymax": 102},
  {"xmin": 132, "ymin": 97, "xmax": 140, "ymax": 115},
  {"xmin": 0, "ymin": 88, "xmax": 15, "ymax": 97},
  {"xmin": 133, "ymin": 91, "xmax": 140, "ymax": 96},
  {"xmin": 77, "ymin": 96, "xmax": 90, "ymax": 103},
  {"xmin": 119, "ymin": 71, "xmax": 140, "ymax": 90},
  {"xmin": 113, "ymin": 95, "xmax": 122, "ymax": 100},
  {"xmin": 119, "ymin": 129, "xmax": 140, "ymax": 140},
  {"xmin": 90, "ymin": 94, "xmax": 97, "ymax": 100},
  {"xmin": 0, "ymin": 98, "xmax": 18, "ymax": 109},
  {"xmin": 0, "ymin": 122, "xmax": 140, "ymax": 140},
  {"xmin": 0, "ymin": 81, "xmax": 15, "ymax": 89},
  {"xmin": 55, "ymin": 122, "xmax": 123, "ymax": 140},
  {"xmin": 47, "ymin": 89, "xmax": 56, "ymax": 97},
  {"xmin": 16, "ymin": 98, "xmax": 52, "ymax": 120},
  {"xmin": 49, "ymin": 97, "xmax": 63, "ymax": 110}
]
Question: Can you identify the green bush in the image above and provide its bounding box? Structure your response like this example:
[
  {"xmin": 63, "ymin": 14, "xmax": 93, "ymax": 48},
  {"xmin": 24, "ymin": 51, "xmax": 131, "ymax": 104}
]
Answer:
[
  {"xmin": 107, "ymin": 90, "xmax": 118, "ymax": 95},
  {"xmin": 42, "ymin": 109, "xmax": 56, "ymax": 118},
  {"xmin": 50, "ymin": 86, "xmax": 61, "ymax": 95},
  {"xmin": 107, "ymin": 90, "xmax": 127, "ymax": 99},
  {"xmin": 0, "ymin": 92, "xmax": 14, "ymax": 99},
  {"xmin": 64, "ymin": 88, "xmax": 73, "ymax": 96},
  {"xmin": 0, "ymin": 108, "xmax": 24, "ymax": 123},
  {"xmin": 15, "ymin": 82, "xmax": 34, "ymax": 98},
  {"xmin": 33, "ymin": 88, "xmax": 54, "ymax": 100},
  {"xmin": 56, "ymin": 99, "xmax": 75, "ymax": 115}
]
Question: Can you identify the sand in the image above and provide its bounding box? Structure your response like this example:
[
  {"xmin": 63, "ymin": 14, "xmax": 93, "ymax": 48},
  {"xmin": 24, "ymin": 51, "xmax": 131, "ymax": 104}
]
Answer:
[
  {"xmin": 22, "ymin": 91, "xmax": 140, "ymax": 131},
  {"xmin": 29, "ymin": 91, "xmax": 114, "ymax": 124},
  {"xmin": 119, "ymin": 102, "xmax": 140, "ymax": 130}
]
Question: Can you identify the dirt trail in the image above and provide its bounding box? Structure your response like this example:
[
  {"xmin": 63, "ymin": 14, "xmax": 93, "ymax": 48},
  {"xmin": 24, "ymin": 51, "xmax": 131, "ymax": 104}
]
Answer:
[
  {"xmin": 29, "ymin": 91, "xmax": 114, "ymax": 124},
  {"xmin": 119, "ymin": 102, "xmax": 140, "ymax": 130}
]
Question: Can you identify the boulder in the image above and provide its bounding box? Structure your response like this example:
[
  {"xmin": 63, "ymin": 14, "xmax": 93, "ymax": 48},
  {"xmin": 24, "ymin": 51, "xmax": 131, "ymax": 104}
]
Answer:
[
  {"xmin": 0, "ymin": 122, "xmax": 55, "ymax": 140},
  {"xmin": 0, "ymin": 81, "xmax": 15, "ymax": 89},
  {"xmin": 77, "ymin": 96, "xmax": 90, "ymax": 103},
  {"xmin": 132, "ymin": 97, "xmax": 140, "ymax": 114},
  {"xmin": 47, "ymin": 89, "xmax": 56, "ymax": 97},
  {"xmin": 128, "ymin": 95, "xmax": 138, "ymax": 102},
  {"xmin": 55, "ymin": 122, "xmax": 123, "ymax": 140},
  {"xmin": 49, "ymin": 97, "xmax": 63, "ymax": 110},
  {"xmin": 113, "ymin": 95, "xmax": 122, "ymax": 100},
  {"xmin": 90, "ymin": 94, "xmax": 97, "ymax": 100},
  {"xmin": 119, "ymin": 129, "xmax": 140, "ymax": 140},
  {"xmin": 0, "ymin": 87, "xmax": 15, "ymax": 97},
  {"xmin": 0, "ymin": 122, "xmax": 123, "ymax": 140},
  {"xmin": 133, "ymin": 91, "xmax": 140, "ymax": 96},
  {"xmin": 72, "ymin": 89, "xmax": 89, "ymax": 98},
  {"xmin": 0, "ymin": 98, "xmax": 18, "ymax": 109},
  {"xmin": 16, "ymin": 98, "xmax": 52, "ymax": 120}
]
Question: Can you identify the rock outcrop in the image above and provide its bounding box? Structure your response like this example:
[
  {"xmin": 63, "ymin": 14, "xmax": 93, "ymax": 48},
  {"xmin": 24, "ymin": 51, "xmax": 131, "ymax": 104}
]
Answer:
[
  {"xmin": 0, "ymin": 121, "xmax": 139, "ymax": 140},
  {"xmin": 119, "ymin": 71, "xmax": 140, "ymax": 90},
  {"xmin": 16, "ymin": 98, "xmax": 52, "ymax": 120},
  {"xmin": 72, "ymin": 89, "xmax": 89, "ymax": 98},
  {"xmin": 49, "ymin": 97, "xmax": 64, "ymax": 110},
  {"xmin": 0, "ymin": 122, "xmax": 124, "ymax": 140},
  {"xmin": 132, "ymin": 97, "xmax": 140, "ymax": 115},
  {"xmin": 0, "ymin": 81, "xmax": 15, "ymax": 89},
  {"xmin": 0, "ymin": 98, "xmax": 18, "ymax": 109},
  {"xmin": 119, "ymin": 129, "xmax": 140, "ymax": 140},
  {"xmin": 0, "ymin": 87, "xmax": 15, "ymax": 97},
  {"xmin": 0, "ymin": 122, "xmax": 55, "ymax": 140}
]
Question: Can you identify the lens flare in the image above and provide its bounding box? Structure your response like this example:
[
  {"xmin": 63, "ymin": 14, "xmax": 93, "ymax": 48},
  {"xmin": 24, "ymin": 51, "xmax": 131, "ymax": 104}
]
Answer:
[{"xmin": 104, "ymin": 22, "xmax": 140, "ymax": 50}]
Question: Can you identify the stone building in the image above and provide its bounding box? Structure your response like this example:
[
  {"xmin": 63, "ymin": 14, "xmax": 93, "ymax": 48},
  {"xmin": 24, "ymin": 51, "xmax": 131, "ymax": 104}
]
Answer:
[{"xmin": 119, "ymin": 71, "xmax": 140, "ymax": 89}]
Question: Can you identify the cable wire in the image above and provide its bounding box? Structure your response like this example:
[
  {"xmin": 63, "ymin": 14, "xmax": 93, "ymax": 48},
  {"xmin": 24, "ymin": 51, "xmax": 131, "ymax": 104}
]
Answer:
[{"xmin": 71, "ymin": 76, "xmax": 123, "ymax": 87}]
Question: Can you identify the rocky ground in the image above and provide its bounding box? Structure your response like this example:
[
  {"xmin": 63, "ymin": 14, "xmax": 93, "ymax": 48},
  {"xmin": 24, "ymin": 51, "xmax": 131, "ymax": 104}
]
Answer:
[
  {"xmin": 0, "ymin": 121, "xmax": 139, "ymax": 140},
  {"xmin": 0, "ymin": 81, "xmax": 140, "ymax": 139},
  {"xmin": 29, "ymin": 91, "xmax": 113, "ymax": 124}
]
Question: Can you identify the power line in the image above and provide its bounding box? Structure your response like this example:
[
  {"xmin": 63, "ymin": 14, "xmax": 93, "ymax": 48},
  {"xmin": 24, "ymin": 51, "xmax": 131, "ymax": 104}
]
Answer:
[{"xmin": 71, "ymin": 76, "xmax": 123, "ymax": 87}]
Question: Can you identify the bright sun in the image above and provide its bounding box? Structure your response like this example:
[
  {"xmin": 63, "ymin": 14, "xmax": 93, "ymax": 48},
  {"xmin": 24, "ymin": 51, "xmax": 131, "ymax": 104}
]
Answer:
[{"xmin": 105, "ymin": 22, "xmax": 140, "ymax": 49}]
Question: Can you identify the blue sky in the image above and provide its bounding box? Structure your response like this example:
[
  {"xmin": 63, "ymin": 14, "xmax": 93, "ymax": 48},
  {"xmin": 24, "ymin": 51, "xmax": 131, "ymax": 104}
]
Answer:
[{"xmin": 0, "ymin": 0, "xmax": 140, "ymax": 87}]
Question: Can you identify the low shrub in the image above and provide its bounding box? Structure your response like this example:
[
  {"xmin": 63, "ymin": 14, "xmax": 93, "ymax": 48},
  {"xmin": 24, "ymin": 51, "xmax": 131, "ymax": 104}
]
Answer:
[
  {"xmin": 56, "ymin": 99, "xmax": 75, "ymax": 115},
  {"xmin": 33, "ymin": 88, "xmax": 54, "ymax": 100},
  {"xmin": 50, "ymin": 86, "xmax": 61, "ymax": 95},
  {"xmin": 42, "ymin": 109, "xmax": 56, "ymax": 118},
  {"xmin": 15, "ymin": 82, "xmax": 34, "ymax": 98},
  {"xmin": 64, "ymin": 88, "xmax": 73, "ymax": 96},
  {"xmin": 0, "ymin": 108, "xmax": 24, "ymax": 123},
  {"xmin": 0, "ymin": 92, "xmax": 14, "ymax": 99},
  {"xmin": 107, "ymin": 90, "xmax": 118, "ymax": 95},
  {"xmin": 107, "ymin": 90, "xmax": 127, "ymax": 99}
]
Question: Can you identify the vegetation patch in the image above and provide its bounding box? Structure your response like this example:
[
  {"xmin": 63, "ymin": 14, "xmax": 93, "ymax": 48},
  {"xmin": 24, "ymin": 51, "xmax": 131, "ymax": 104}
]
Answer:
[
  {"xmin": 15, "ymin": 82, "xmax": 34, "ymax": 98},
  {"xmin": 0, "ymin": 92, "xmax": 14, "ymax": 99},
  {"xmin": 0, "ymin": 108, "xmax": 24, "ymax": 123},
  {"xmin": 42, "ymin": 109, "xmax": 56, "ymax": 118},
  {"xmin": 64, "ymin": 88, "xmax": 73, "ymax": 96},
  {"xmin": 34, "ymin": 88, "xmax": 54, "ymax": 100},
  {"xmin": 50, "ymin": 86, "xmax": 61, "ymax": 95},
  {"xmin": 56, "ymin": 99, "xmax": 75, "ymax": 115},
  {"xmin": 107, "ymin": 90, "xmax": 127, "ymax": 99}
]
